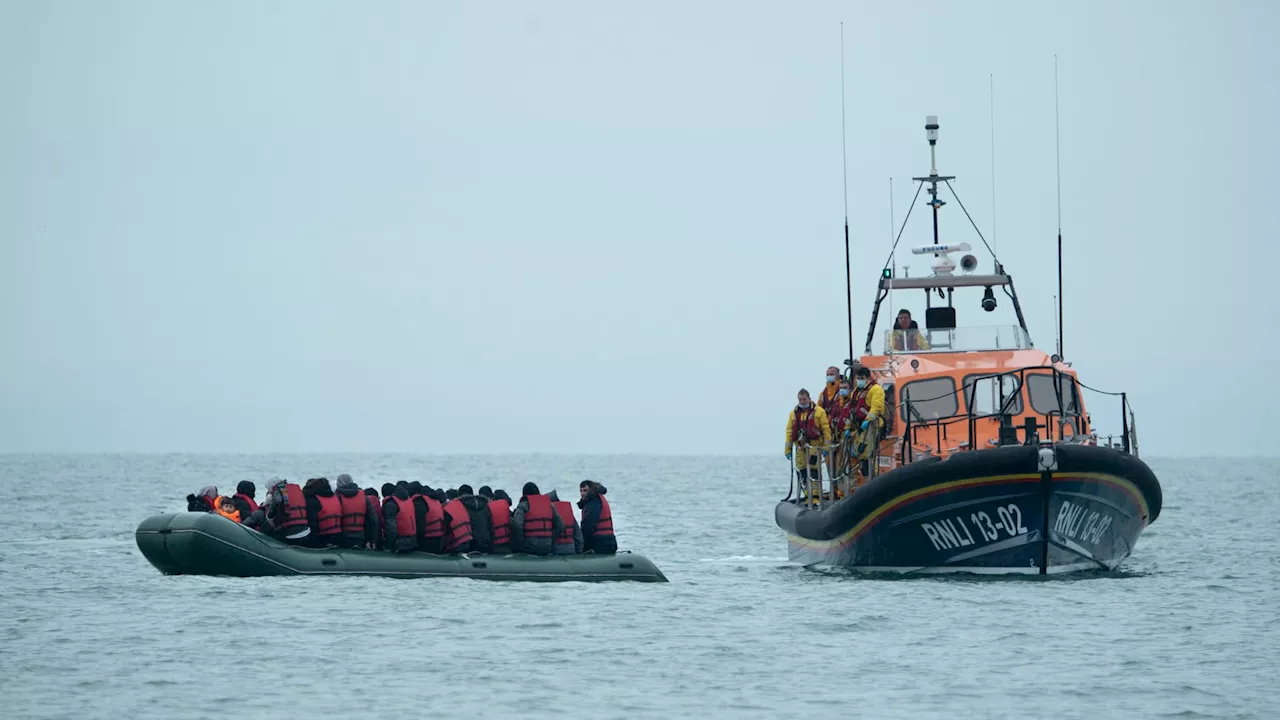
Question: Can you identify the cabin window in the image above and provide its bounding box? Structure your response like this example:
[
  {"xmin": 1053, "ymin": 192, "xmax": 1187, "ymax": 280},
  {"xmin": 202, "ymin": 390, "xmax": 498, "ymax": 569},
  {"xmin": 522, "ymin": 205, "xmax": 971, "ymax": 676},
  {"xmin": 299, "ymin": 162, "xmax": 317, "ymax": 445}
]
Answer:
[
  {"xmin": 899, "ymin": 377, "xmax": 959, "ymax": 422},
  {"xmin": 963, "ymin": 373, "xmax": 1023, "ymax": 417},
  {"xmin": 1026, "ymin": 374, "xmax": 1081, "ymax": 416}
]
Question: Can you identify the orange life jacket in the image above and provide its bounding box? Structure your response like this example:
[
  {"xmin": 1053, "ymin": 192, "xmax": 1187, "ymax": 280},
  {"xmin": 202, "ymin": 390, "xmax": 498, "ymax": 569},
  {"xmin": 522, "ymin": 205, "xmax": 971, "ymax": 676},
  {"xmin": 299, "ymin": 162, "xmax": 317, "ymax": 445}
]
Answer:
[
  {"xmin": 552, "ymin": 500, "xmax": 576, "ymax": 547},
  {"xmin": 442, "ymin": 498, "xmax": 473, "ymax": 552},
  {"xmin": 523, "ymin": 494, "xmax": 554, "ymax": 539},
  {"xmin": 338, "ymin": 492, "xmax": 367, "ymax": 536},
  {"xmin": 315, "ymin": 494, "xmax": 343, "ymax": 536},
  {"xmin": 489, "ymin": 499, "xmax": 512, "ymax": 547},
  {"xmin": 212, "ymin": 497, "xmax": 241, "ymax": 523},
  {"xmin": 852, "ymin": 380, "xmax": 877, "ymax": 421},
  {"xmin": 818, "ymin": 382, "xmax": 840, "ymax": 411},
  {"xmin": 790, "ymin": 406, "xmax": 822, "ymax": 444}
]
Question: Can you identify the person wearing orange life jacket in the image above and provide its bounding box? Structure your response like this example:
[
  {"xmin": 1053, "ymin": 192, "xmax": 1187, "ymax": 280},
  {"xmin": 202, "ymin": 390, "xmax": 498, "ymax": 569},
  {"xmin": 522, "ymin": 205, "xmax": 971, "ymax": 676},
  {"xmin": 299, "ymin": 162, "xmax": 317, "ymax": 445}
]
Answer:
[
  {"xmin": 578, "ymin": 480, "xmax": 617, "ymax": 554},
  {"xmin": 548, "ymin": 490, "xmax": 583, "ymax": 555},
  {"xmin": 482, "ymin": 487, "xmax": 514, "ymax": 554},
  {"xmin": 510, "ymin": 482, "xmax": 564, "ymax": 556},
  {"xmin": 380, "ymin": 482, "xmax": 417, "ymax": 553},
  {"xmin": 785, "ymin": 388, "xmax": 833, "ymax": 490},
  {"xmin": 334, "ymin": 473, "xmax": 380, "ymax": 549},
  {"xmin": 825, "ymin": 377, "xmax": 856, "ymax": 479},
  {"xmin": 817, "ymin": 365, "xmax": 843, "ymax": 414},
  {"xmin": 442, "ymin": 489, "xmax": 475, "ymax": 554},
  {"xmin": 302, "ymin": 477, "xmax": 343, "ymax": 547},
  {"xmin": 262, "ymin": 479, "xmax": 311, "ymax": 543},
  {"xmin": 364, "ymin": 487, "xmax": 383, "ymax": 548},
  {"xmin": 199, "ymin": 488, "xmax": 241, "ymax": 523}
]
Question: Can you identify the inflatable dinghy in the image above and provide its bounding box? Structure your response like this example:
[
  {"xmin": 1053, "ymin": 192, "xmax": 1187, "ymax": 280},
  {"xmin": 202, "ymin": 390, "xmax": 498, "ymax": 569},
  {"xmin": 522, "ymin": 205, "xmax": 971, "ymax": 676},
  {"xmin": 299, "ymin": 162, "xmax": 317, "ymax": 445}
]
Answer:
[{"xmin": 136, "ymin": 512, "xmax": 668, "ymax": 583}]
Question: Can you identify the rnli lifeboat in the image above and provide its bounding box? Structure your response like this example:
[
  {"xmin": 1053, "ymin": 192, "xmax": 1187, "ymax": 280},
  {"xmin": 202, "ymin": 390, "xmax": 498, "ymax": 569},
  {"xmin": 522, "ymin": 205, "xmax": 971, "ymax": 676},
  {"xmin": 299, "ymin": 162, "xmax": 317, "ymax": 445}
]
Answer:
[{"xmin": 774, "ymin": 116, "xmax": 1162, "ymax": 575}]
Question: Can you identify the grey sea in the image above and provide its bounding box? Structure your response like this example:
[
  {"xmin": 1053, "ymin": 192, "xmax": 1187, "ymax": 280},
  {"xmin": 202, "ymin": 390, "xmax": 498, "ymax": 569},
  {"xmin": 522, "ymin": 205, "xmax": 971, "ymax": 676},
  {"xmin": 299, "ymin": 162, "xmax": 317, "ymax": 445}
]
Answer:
[{"xmin": 1, "ymin": 454, "xmax": 1276, "ymax": 719}]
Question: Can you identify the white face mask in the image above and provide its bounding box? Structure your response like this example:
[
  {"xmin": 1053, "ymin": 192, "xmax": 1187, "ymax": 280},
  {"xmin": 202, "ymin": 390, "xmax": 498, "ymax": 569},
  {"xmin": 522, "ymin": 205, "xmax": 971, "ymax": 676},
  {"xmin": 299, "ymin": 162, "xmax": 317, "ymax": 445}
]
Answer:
[
  {"xmin": 799, "ymin": 401, "xmax": 811, "ymax": 409},
  {"xmin": 825, "ymin": 374, "xmax": 836, "ymax": 383},
  {"xmin": 856, "ymin": 379, "xmax": 868, "ymax": 389}
]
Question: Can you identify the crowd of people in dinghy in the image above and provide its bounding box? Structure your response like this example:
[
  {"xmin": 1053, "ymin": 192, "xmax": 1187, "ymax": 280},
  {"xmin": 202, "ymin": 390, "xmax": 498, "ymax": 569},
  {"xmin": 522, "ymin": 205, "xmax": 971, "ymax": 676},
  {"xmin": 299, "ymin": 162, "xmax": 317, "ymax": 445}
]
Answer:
[{"xmin": 185, "ymin": 476, "xmax": 617, "ymax": 556}]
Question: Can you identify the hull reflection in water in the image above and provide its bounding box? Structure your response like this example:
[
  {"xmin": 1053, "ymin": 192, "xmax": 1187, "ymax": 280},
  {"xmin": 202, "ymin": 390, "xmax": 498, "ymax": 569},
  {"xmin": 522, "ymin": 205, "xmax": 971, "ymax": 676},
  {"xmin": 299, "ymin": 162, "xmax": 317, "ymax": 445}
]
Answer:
[{"xmin": 774, "ymin": 444, "xmax": 1161, "ymax": 575}]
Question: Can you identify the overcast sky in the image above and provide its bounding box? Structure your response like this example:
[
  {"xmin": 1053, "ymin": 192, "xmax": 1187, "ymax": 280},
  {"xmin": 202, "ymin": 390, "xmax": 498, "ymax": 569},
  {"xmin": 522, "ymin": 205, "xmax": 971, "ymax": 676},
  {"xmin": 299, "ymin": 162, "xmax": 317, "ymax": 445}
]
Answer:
[{"xmin": 2, "ymin": 1, "xmax": 1275, "ymax": 455}]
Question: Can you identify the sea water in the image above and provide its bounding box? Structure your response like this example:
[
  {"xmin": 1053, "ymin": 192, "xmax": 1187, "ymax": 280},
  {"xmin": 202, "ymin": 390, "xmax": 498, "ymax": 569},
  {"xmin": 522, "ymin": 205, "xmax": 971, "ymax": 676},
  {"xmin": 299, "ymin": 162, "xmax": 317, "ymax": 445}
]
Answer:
[{"xmin": 1, "ymin": 454, "xmax": 1275, "ymax": 719}]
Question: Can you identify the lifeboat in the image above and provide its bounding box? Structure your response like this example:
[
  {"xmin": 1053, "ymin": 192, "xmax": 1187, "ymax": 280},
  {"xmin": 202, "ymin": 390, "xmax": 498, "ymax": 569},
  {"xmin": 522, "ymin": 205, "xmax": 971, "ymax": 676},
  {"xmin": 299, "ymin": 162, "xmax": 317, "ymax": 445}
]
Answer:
[{"xmin": 775, "ymin": 115, "xmax": 1162, "ymax": 575}]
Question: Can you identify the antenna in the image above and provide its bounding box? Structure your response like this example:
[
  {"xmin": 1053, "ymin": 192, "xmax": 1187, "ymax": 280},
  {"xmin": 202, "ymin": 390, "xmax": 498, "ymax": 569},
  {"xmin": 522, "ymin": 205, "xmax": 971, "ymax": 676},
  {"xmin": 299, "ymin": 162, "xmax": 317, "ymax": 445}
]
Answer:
[
  {"xmin": 840, "ymin": 23, "xmax": 854, "ymax": 370},
  {"xmin": 888, "ymin": 177, "xmax": 895, "ymax": 329},
  {"xmin": 989, "ymin": 73, "xmax": 997, "ymax": 266},
  {"xmin": 1054, "ymin": 55, "xmax": 1064, "ymax": 360}
]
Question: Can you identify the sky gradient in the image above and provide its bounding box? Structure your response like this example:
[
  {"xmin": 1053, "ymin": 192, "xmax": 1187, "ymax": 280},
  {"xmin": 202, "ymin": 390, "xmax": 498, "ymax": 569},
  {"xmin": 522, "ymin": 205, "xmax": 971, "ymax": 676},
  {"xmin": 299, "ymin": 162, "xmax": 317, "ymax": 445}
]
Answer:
[{"xmin": 2, "ymin": 1, "xmax": 1276, "ymax": 455}]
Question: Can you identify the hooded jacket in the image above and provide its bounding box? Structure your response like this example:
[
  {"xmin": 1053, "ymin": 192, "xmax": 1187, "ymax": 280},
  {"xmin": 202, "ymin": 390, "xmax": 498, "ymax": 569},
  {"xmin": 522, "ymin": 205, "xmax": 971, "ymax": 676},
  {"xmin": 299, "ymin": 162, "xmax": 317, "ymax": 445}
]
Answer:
[
  {"xmin": 336, "ymin": 474, "xmax": 380, "ymax": 548},
  {"xmin": 303, "ymin": 478, "xmax": 341, "ymax": 544},
  {"xmin": 549, "ymin": 490, "xmax": 584, "ymax": 556},
  {"xmin": 459, "ymin": 493, "xmax": 493, "ymax": 553},
  {"xmin": 510, "ymin": 493, "xmax": 564, "ymax": 556},
  {"xmin": 578, "ymin": 484, "xmax": 618, "ymax": 554}
]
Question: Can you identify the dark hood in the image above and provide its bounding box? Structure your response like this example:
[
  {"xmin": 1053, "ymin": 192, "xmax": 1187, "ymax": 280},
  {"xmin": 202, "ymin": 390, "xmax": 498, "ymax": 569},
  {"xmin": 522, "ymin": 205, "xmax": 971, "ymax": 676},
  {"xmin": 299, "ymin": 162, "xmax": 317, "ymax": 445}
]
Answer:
[
  {"xmin": 392, "ymin": 486, "xmax": 410, "ymax": 501},
  {"xmin": 577, "ymin": 484, "xmax": 607, "ymax": 509},
  {"xmin": 460, "ymin": 495, "xmax": 488, "ymax": 511}
]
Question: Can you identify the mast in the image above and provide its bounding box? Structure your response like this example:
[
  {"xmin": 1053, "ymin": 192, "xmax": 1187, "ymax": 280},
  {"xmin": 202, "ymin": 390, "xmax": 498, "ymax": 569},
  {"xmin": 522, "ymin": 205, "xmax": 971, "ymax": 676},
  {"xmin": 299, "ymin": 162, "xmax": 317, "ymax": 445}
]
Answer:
[
  {"xmin": 914, "ymin": 116, "xmax": 955, "ymax": 247},
  {"xmin": 1054, "ymin": 55, "xmax": 1064, "ymax": 360},
  {"xmin": 840, "ymin": 23, "xmax": 854, "ymax": 369}
]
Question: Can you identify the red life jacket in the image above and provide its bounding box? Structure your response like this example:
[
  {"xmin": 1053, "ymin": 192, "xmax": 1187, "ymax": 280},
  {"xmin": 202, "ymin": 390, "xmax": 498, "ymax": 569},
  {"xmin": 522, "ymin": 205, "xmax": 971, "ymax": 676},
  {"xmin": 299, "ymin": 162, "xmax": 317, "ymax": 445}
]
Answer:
[
  {"xmin": 421, "ymin": 496, "xmax": 445, "ymax": 539},
  {"xmin": 338, "ymin": 492, "xmax": 367, "ymax": 535},
  {"xmin": 366, "ymin": 494, "xmax": 383, "ymax": 539},
  {"xmin": 594, "ymin": 495, "xmax": 615, "ymax": 537},
  {"xmin": 391, "ymin": 495, "xmax": 416, "ymax": 538},
  {"xmin": 830, "ymin": 395, "xmax": 853, "ymax": 433},
  {"xmin": 790, "ymin": 406, "xmax": 822, "ymax": 443},
  {"xmin": 852, "ymin": 381, "xmax": 877, "ymax": 421},
  {"xmin": 489, "ymin": 499, "xmax": 512, "ymax": 546},
  {"xmin": 552, "ymin": 500, "xmax": 576, "ymax": 547},
  {"xmin": 281, "ymin": 483, "xmax": 309, "ymax": 531},
  {"xmin": 442, "ymin": 498, "xmax": 473, "ymax": 551},
  {"xmin": 233, "ymin": 493, "xmax": 259, "ymax": 513},
  {"xmin": 315, "ymin": 494, "xmax": 342, "ymax": 536},
  {"xmin": 523, "ymin": 494, "xmax": 554, "ymax": 539},
  {"xmin": 818, "ymin": 382, "xmax": 840, "ymax": 411}
]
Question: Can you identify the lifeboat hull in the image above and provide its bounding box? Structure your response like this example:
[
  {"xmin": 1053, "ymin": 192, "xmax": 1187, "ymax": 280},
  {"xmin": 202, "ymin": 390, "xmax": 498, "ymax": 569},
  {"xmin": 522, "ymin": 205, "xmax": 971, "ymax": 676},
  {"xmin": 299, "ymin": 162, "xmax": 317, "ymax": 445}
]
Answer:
[
  {"xmin": 136, "ymin": 512, "xmax": 667, "ymax": 583},
  {"xmin": 774, "ymin": 444, "xmax": 1161, "ymax": 575}
]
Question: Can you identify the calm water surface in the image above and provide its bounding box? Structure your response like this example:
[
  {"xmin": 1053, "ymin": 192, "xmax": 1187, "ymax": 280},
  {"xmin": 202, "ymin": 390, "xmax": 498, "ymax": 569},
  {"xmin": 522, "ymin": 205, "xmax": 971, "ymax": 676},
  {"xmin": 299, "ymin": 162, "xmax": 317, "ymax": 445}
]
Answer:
[{"xmin": 1, "ymin": 454, "xmax": 1276, "ymax": 719}]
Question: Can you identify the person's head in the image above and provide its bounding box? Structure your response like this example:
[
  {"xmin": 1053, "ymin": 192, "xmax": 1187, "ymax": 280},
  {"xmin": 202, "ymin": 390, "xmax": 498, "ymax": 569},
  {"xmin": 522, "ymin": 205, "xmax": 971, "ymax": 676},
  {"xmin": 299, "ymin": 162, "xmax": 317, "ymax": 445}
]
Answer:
[
  {"xmin": 303, "ymin": 477, "xmax": 329, "ymax": 494},
  {"xmin": 365, "ymin": 487, "xmax": 378, "ymax": 497},
  {"xmin": 236, "ymin": 480, "xmax": 256, "ymax": 498},
  {"xmin": 381, "ymin": 482, "xmax": 396, "ymax": 498},
  {"xmin": 478, "ymin": 485, "xmax": 493, "ymax": 499},
  {"xmin": 856, "ymin": 366, "xmax": 872, "ymax": 389},
  {"xmin": 797, "ymin": 389, "xmax": 811, "ymax": 409},
  {"xmin": 494, "ymin": 489, "xmax": 512, "ymax": 503},
  {"xmin": 838, "ymin": 377, "xmax": 851, "ymax": 397},
  {"xmin": 407, "ymin": 481, "xmax": 424, "ymax": 496},
  {"xmin": 579, "ymin": 479, "xmax": 595, "ymax": 501},
  {"xmin": 395, "ymin": 480, "xmax": 410, "ymax": 494},
  {"xmin": 198, "ymin": 485, "xmax": 218, "ymax": 500},
  {"xmin": 896, "ymin": 309, "xmax": 912, "ymax": 329},
  {"xmin": 825, "ymin": 366, "xmax": 840, "ymax": 383},
  {"xmin": 335, "ymin": 474, "xmax": 358, "ymax": 491},
  {"xmin": 446, "ymin": 488, "xmax": 458, "ymax": 500},
  {"xmin": 522, "ymin": 481, "xmax": 540, "ymax": 498},
  {"xmin": 458, "ymin": 484, "xmax": 473, "ymax": 497}
]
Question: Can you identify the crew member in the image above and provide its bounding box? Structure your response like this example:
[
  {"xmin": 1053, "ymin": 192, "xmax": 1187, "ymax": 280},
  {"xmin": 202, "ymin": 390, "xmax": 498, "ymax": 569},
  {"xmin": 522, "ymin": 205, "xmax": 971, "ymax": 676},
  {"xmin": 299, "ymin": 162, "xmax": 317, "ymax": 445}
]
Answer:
[
  {"xmin": 784, "ymin": 389, "xmax": 832, "ymax": 497},
  {"xmin": 304, "ymin": 477, "xmax": 343, "ymax": 547},
  {"xmin": 889, "ymin": 309, "xmax": 930, "ymax": 351},
  {"xmin": 578, "ymin": 481, "xmax": 616, "ymax": 554},
  {"xmin": 851, "ymin": 366, "xmax": 887, "ymax": 479},
  {"xmin": 510, "ymin": 482, "xmax": 564, "ymax": 556},
  {"xmin": 336, "ymin": 473, "xmax": 379, "ymax": 549},
  {"xmin": 827, "ymin": 377, "xmax": 855, "ymax": 480},
  {"xmin": 231, "ymin": 481, "xmax": 259, "ymax": 521},
  {"xmin": 818, "ymin": 365, "xmax": 843, "ymax": 413},
  {"xmin": 487, "ymin": 489, "xmax": 513, "ymax": 554},
  {"xmin": 458, "ymin": 485, "xmax": 493, "ymax": 554},
  {"xmin": 549, "ymin": 490, "xmax": 583, "ymax": 555},
  {"xmin": 381, "ymin": 482, "xmax": 417, "ymax": 553}
]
